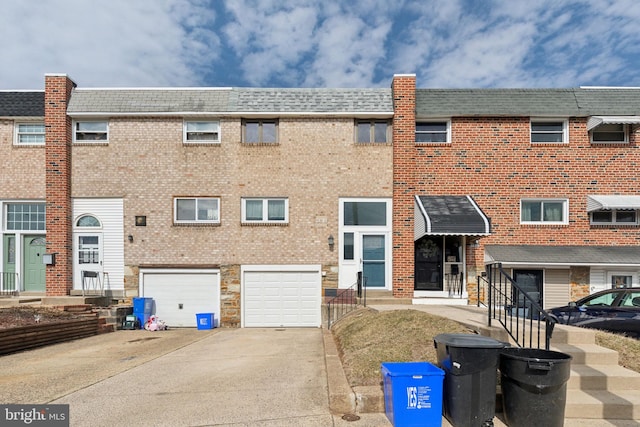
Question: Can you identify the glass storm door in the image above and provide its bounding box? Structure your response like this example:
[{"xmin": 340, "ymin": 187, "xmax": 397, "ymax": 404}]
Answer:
[
  {"xmin": 3, "ymin": 235, "xmax": 17, "ymax": 291},
  {"xmin": 415, "ymin": 237, "xmax": 443, "ymax": 291},
  {"xmin": 362, "ymin": 235, "xmax": 385, "ymax": 288},
  {"xmin": 23, "ymin": 236, "xmax": 46, "ymax": 292},
  {"xmin": 74, "ymin": 234, "xmax": 102, "ymax": 290},
  {"xmin": 513, "ymin": 269, "xmax": 543, "ymax": 307}
]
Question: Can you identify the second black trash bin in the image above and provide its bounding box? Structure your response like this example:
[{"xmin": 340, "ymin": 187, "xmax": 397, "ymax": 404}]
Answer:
[
  {"xmin": 434, "ymin": 333, "xmax": 507, "ymax": 427},
  {"xmin": 500, "ymin": 348, "xmax": 572, "ymax": 427}
]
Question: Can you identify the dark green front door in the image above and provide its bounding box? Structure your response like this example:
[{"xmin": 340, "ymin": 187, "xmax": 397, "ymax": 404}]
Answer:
[{"xmin": 23, "ymin": 236, "xmax": 46, "ymax": 292}]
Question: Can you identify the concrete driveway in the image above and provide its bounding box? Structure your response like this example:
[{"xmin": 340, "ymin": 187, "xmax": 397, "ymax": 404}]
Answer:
[{"xmin": 1, "ymin": 328, "xmax": 391, "ymax": 426}]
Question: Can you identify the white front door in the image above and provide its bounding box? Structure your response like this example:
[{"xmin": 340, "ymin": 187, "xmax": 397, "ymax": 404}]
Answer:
[{"xmin": 74, "ymin": 233, "xmax": 103, "ymax": 291}]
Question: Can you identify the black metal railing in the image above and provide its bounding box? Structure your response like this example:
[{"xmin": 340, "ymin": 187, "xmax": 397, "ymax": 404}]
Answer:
[
  {"xmin": 0, "ymin": 272, "xmax": 19, "ymax": 297},
  {"xmin": 326, "ymin": 274, "xmax": 367, "ymax": 328},
  {"xmin": 486, "ymin": 263, "xmax": 557, "ymax": 350},
  {"xmin": 477, "ymin": 273, "xmax": 489, "ymax": 307}
]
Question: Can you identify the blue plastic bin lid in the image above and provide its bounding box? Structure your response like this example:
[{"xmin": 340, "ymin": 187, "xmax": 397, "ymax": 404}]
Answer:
[
  {"xmin": 434, "ymin": 333, "xmax": 506, "ymax": 348},
  {"xmin": 381, "ymin": 362, "xmax": 444, "ymax": 377}
]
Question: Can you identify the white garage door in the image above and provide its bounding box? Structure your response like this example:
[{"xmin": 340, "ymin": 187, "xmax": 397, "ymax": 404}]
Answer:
[
  {"xmin": 141, "ymin": 269, "xmax": 220, "ymax": 328},
  {"xmin": 243, "ymin": 266, "xmax": 321, "ymax": 328}
]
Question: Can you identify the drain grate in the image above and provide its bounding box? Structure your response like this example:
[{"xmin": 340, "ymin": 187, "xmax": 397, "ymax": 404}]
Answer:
[{"xmin": 341, "ymin": 414, "xmax": 361, "ymax": 422}]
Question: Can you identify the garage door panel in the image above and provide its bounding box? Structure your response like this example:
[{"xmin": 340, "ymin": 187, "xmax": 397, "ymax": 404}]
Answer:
[
  {"xmin": 243, "ymin": 269, "xmax": 321, "ymax": 328},
  {"xmin": 142, "ymin": 271, "xmax": 220, "ymax": 328}
]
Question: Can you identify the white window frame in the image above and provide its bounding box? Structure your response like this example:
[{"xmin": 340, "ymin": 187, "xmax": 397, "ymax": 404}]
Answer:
[
  {"xmin": 183, "ymin": 120, "xmax": 220, "ymax": 143},
  {"xmin": 73, "ymin": 120, "xmax": 109, "ymax": 143},
  {"xmin": 530, "ymin": 119, "xmax": 568, "ymax": 144},
  {"xmin": 241, "ymin": 198, "xmax": 288, "ymax": 224},
  {"xmin": 520, "ymin": 199, "xmax": 569, "ymax": 225},
  {"xmin": 590, "ymin": 209, "xmax": 638, "ymax": 225},
  {"xmin": 15, "ymin": 122, "xmax": 45, "ymax": 145},
  {"xmin": 173, "ymin": 197, "xmax": 220, "ymax": 224},
  {"xmin": 415, "ymin": 119, "xmax": 451, "ymax": 144},
  {"xmin": 607, "ymin": 271, "xmax": 637, "ymax": 289},
  {"xmin": 5, "ymin": 202, "xmax": 46, "ymax": 231},
  {"xmin": 356, "ymin": 120, "xmax": 390, "ymax": 143},
  {"xmin": 591, "ymin": 123, "xmax": 628, "ymax": 144}
]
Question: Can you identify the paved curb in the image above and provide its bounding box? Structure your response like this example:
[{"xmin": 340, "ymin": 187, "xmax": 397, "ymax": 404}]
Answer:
[{"xmin": 322, "ymin": 327, "xmax": 357, "ymax": 414}]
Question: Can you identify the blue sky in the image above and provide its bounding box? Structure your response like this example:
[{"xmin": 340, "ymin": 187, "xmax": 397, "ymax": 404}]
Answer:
[{"xmin": 2, "ymin": 0, "xmax": 640, "ymax": 89}]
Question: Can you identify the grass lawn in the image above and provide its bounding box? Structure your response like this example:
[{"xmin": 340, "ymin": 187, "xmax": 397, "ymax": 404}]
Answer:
[{"xmin": 332, "ymin": 307, "xmax": 640, "ymax": 387}]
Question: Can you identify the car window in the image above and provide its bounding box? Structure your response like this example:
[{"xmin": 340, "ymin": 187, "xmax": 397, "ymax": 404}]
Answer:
[
  {"xmin": 581, "ymin": 292, "xmax": 617, "ymax": 307},
  {"xmin": 620, "ymin": 292, "xmax": 640, "ymax": 307}
]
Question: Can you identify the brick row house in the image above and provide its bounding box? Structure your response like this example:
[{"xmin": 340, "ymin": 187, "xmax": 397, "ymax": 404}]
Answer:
[{"xmin": 1, "ymin": 73, "xmax": 639, "ymax": 327}]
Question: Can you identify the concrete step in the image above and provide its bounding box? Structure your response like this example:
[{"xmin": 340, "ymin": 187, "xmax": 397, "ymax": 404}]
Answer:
[
  {"xmin": 551, "ymin": 324, "xmax": 596, "ymax": 345},
  {"xmin": 568, "ymin": 364, "xmax": 640, "ymax": 391},
  {"xmin": 565, "ymin": 390, "xmax": 640, "ymax": 420},
  {"xmin": 552, "ymin": 343, "xmax": 619, "ymax": 365}
]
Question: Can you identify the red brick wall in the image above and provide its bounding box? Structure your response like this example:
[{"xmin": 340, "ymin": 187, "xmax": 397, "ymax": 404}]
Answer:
[
  {"xmin": 413, "ymin": 116, "xmax": 640, "ymax": 272},
  {"xmin": 392, "ymin": 75, "xmax": 416, "ymax": 297},
  {"xmin": 45, "ymin": 75, "xmax": 74, "ymax": 296}
]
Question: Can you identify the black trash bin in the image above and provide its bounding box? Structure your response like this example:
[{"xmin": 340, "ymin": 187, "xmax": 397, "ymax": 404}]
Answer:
[
  {"xmin": 500, "ymin": 348, "xmax": 572, "ymax": 427},
  {"xmin": 434, "ymin": 333, "xmax": 507, "ymax": 427}
]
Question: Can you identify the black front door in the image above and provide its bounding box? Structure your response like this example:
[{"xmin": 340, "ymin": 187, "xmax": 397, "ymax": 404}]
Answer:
[{"xmin": 415, "ymin": 237, "xmax": 443, "ymax": 291}]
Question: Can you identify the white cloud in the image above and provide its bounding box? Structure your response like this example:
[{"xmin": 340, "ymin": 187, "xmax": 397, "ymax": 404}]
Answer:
[
  {"xmin": 0, "ymin": 0, "xmax": 219, "ymax": 89},
  {"xmin": 2, "ymin": 0, "xmax": 640, "ymax": 89}
]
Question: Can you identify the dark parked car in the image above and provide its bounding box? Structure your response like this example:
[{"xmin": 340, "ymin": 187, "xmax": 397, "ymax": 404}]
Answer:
[{"xmin": 549, "ymin": 287, "xmax": 640, "ymax": 338}]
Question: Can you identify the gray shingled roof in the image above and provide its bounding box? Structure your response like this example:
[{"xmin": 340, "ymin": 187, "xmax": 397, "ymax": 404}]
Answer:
[
  {"xmin": 416, "ymin": 88, "xmax": 640, "ymax": 117},
  {"xmin": 0, "ymin": 91, "xmax": 44, "ymax": 117},
  {"xmin": 485, "ymin": 245, "xmax": 640, "ymax": 265},
  {"xmin": 67, "ymin": 87, "xmax": 393, "ymax": 115},
  {"xmin": 68, "ymin": 89, "xmax": 232, "ymax": 114}
]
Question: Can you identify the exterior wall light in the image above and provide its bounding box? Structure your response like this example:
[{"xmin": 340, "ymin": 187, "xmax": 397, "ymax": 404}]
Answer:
[
  {"xmin": 128, "ymin": 235, "xmax": 134, "ymax": 243},
  {"xmin": 328, "ymin": 235, "xmax": 335, "ymax": 251}
]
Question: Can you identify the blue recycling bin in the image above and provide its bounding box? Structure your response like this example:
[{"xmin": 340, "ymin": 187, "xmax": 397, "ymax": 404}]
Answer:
[
  {"xmin": 381, "ymin": 362, "xmax": 444, "ymax": 427},
  {"xmin": 196, "ymin": 313, "xmax": 215, "ymax": 330},
  {"xmin": 133, "ymin": 297, "xmax": 153, "ymax": 329}
]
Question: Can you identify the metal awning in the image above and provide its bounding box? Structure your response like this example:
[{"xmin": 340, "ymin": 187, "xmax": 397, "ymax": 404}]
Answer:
[
  {"xmin": 587, "ymin": 195, "xmax": 640, "ymax": 212},
  {"xmin": 415, "ymin": 195, "xmax": 490, "ymax": 240},
  {"xmin": 485, "ymin": 245, "xmax": 640, "ymax": 267},
  {"xmin": 586, "ymin": 116, "xmax": 640, "ymax": 131}
]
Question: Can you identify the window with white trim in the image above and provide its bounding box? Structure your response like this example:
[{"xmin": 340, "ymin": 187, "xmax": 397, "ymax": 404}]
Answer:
[
  {"xmin": 174, "ymin": 197, "xmax": 220, "ymax": 224},
  {"xmin": 242, "ymin": 198, "xmax": 288, "ymax": 224},
  {"xmin": 243, "ymin": 120, "xmax": 278, "ymax": 144},
  {"xmin": 15, "ymin": 123, "xmax": 45, "ymax": 145},
  {"xmin": 184, "ymin": 121, "xmax": 220, "ymax": 143},
  {"xmin": 530, "ymin": 120, "xmax": 567, "ymax": 143},
  {"xmin": 591, "ymin": 210, "xmax": 638, "ymax": 225},
  {"xmin": 520, "ymin": 199, "xmax": 568, "ymax": 224},
  {"xmin": 591, "ymin": 123, "xmax": 628, "ymax": 144},
  {"xmin": 5, "ymin": 202, "xmax": 46, "ymax": 230},
  {"xmin": 356, "ymin": 120, "xmax": 390, "ymax": 143},
  {"xmin": 416, "ymin": 121, "xmax": 450, "ymax": 143},
  {"xmin": 74, "ymin": 121, "xmax": 108, "ymax": 142}
]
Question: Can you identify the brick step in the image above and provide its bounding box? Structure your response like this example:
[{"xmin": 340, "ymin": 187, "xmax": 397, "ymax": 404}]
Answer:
[
  {"xmin": 551, "ymin": 343, "xmax": 619, "ymax": 365},
  {"xmin": 568, "ymin": 364, "xmax": 640, "ymax": 391},
  {"xmin": 565, "ymin": 390, "xmax": 640, "ymax": 420}
]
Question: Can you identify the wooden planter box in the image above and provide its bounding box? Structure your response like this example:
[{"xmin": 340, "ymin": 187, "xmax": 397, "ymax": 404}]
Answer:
[{"xmin": 0, "ymin": 317, "xmax": 99, "ymax": 355}]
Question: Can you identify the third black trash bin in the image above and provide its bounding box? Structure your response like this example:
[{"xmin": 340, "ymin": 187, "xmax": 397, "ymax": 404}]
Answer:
[
  {"xmin": 500, "ymin": 348, "xmax": 572, "ymax": 427},
  {"xmin": 434, "ymin": 333, "xmax": 507, "ymax": 427}
]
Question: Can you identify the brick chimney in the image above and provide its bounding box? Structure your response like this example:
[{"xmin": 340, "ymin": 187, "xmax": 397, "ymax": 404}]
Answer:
[
  {"xmin": 44, "ymin": 74, "xmax": 75, "ymax": 296},
  {"xmin": 391, "ymin": 74, "xmax": 416, "ymax": 298}
]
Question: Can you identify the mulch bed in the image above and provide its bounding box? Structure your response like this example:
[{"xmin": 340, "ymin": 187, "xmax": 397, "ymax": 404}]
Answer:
[{"xmin": 0, "ymin": 306, "xmax": 85, "ymax": 329}]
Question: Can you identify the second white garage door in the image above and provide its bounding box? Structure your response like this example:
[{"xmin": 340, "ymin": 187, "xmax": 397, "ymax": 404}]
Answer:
[
  {"xmin": 140, "ymin": 269, "xmax": 220, "ymax": 328},
  {"xmin": 243, "ymin": 266, "xmax": 321, "ymax": 328}
]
